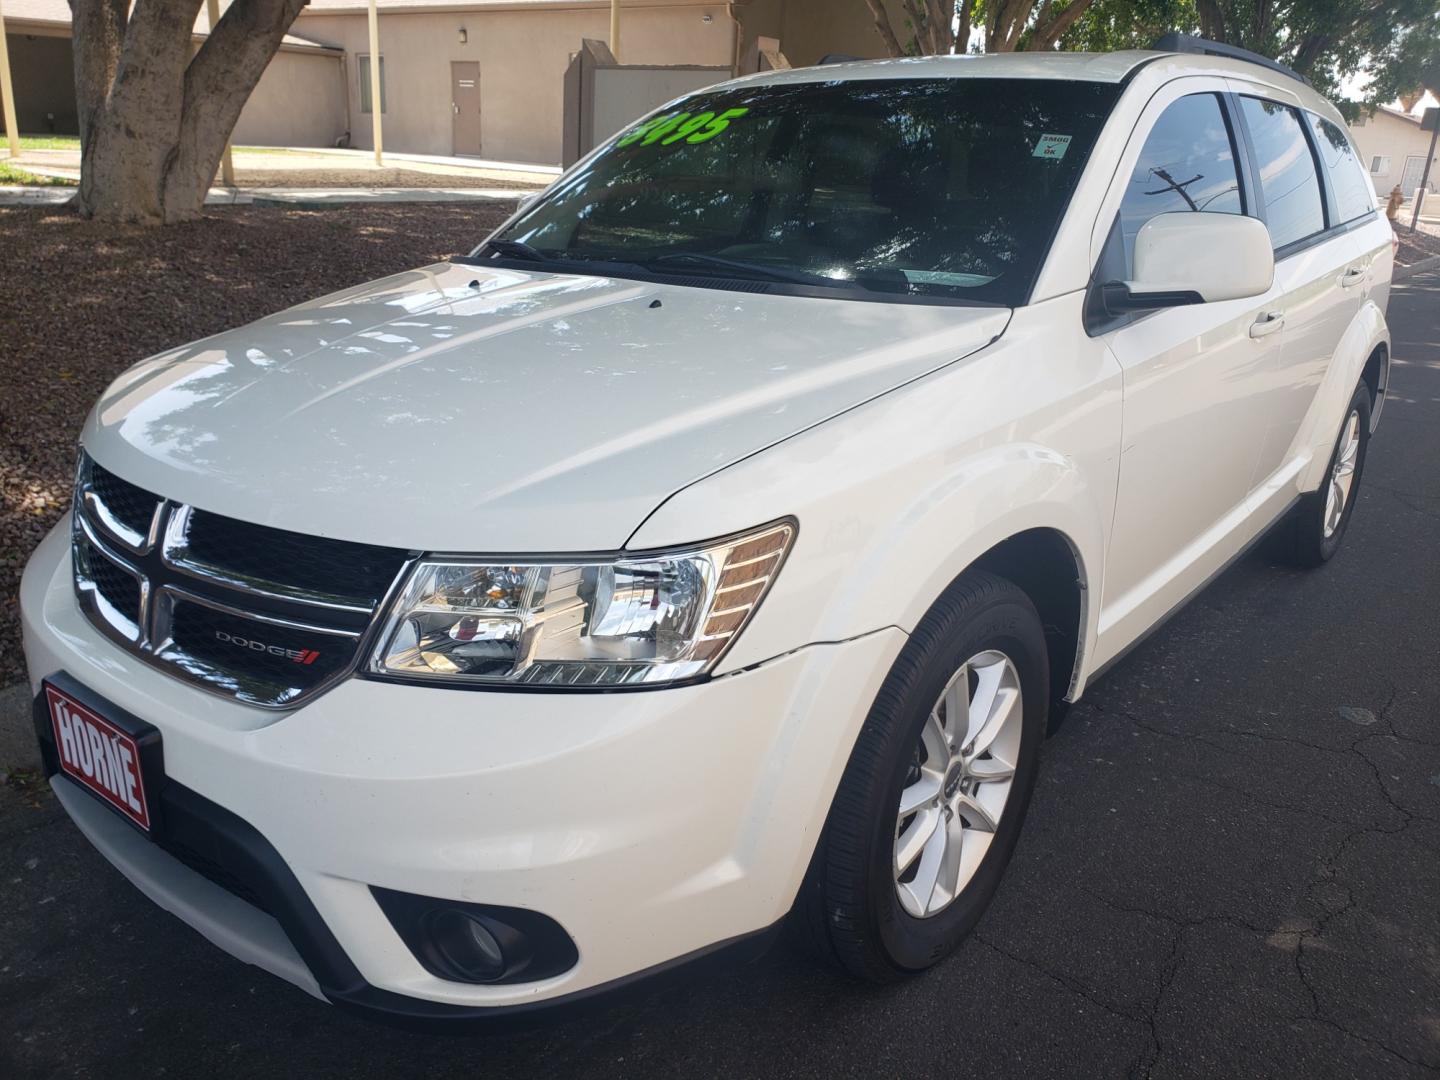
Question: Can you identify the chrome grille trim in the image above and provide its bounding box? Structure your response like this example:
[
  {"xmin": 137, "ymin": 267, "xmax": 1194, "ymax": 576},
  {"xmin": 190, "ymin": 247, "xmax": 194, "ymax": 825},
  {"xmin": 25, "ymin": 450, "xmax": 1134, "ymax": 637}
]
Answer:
[
  {"xmin": 161, "ymin": 505, "xmax": 375, "ymax": 616},
  {"xmin": 76, "ymin": 457, "xmax": 164, "ymax": 555},
  {"xmin": 70, "ymin": 454, "xmax": 415, "ymax": 710}
]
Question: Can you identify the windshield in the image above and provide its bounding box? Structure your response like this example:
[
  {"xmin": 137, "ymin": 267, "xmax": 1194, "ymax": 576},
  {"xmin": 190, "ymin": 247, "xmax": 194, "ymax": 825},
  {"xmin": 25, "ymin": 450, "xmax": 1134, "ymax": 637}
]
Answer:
[{"xmin": 490, "ymin": 77, "xmax": 1119, "ymax": 307}]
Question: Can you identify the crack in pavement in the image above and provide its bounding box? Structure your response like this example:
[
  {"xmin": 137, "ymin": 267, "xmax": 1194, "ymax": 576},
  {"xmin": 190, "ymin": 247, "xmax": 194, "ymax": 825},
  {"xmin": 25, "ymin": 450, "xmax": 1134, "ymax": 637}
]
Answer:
[{"xmin": 1062, "ymin": 697, "xmax": 1440, "ymax": 1074}]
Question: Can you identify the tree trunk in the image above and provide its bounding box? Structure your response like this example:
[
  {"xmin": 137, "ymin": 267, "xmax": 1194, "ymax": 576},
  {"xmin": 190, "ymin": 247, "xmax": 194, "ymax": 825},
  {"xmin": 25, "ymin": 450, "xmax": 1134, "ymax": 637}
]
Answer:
[
  {"xmin": 70, "ymin": 0, "xmax": 308, "ymax": 224},
  {"xmin": 1196, "ymin": 0, "xmax": 1228, "ymax": 41}
]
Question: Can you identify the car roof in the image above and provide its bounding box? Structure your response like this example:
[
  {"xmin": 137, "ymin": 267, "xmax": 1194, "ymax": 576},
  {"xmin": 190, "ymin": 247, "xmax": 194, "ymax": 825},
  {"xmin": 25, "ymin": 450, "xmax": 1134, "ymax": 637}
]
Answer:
[{"xmin": 733, "ymin": 50, "xmax": 1345, "ymax": 124}]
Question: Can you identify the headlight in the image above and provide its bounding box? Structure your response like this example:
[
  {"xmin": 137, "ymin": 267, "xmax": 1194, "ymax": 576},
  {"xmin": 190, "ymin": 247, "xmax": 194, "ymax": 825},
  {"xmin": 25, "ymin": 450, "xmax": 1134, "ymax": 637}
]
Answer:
[{"xmin": 369, "ymin": 520, "xmax": 794, "ymax": 688}]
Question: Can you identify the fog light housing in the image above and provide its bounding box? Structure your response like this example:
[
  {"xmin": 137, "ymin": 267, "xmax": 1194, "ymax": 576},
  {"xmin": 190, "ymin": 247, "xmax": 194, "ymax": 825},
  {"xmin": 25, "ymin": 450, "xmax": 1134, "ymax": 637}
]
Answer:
[
  {"xmin": 372, "ymin": 887, "xmax": 579, "ymax": 985},
  {"xmin": 424, "ymin": 909, "xmax": 520, "ymax": 983}
]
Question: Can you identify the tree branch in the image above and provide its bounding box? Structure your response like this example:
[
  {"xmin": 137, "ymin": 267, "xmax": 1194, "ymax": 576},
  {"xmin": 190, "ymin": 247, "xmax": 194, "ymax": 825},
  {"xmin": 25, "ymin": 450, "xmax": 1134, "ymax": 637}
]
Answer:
[
  {"xmin": 1028, "ymin": 0, "xmax": 1096, "ymax": 51},
  {"xmin": 899, "ymin": 0, "xmax": 931, "ymax": 51},
  {"xmin": 924, "ymin": 0, "xmax": 955, "ymax": 53},
  {"xmin": 956, "ymin": 0, "xmax": 973, "ymax": 53},
  {"xmin": 864, "ymin": 0, "xmax": 907, "ymax": 56}
]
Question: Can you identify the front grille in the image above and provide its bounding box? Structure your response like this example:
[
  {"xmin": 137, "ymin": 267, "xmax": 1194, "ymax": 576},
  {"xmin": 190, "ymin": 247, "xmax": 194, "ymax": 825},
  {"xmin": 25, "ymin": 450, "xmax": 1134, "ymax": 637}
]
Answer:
[
  {"xmin": 88, "ymin": 463, "xmax": 158, "ymax": 539},
  {"xmin": 179, "ymin": 508, "xmax": 405, "ymax": 608},
  {"xmin": 73, "ymin": 530, "xmax": 143, "ymax": 632},
  {"xmin": 71, "ymin": 453, "xmax": 412, "ymax": 708}
]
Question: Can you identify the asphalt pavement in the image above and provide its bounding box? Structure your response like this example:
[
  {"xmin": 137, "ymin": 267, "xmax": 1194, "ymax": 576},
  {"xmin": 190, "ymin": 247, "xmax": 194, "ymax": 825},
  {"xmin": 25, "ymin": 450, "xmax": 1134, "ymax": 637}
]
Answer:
[{"xmin": 2, "ymin": 273, "xmax": 1437, "ymax": 1079}]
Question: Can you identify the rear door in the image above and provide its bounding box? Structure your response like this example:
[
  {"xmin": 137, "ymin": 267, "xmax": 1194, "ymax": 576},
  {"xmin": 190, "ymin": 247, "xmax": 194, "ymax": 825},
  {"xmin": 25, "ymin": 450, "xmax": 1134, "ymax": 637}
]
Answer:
[{"xmin": 1231, "ymin": 96, "xmax": 1367, "ymax": 485}]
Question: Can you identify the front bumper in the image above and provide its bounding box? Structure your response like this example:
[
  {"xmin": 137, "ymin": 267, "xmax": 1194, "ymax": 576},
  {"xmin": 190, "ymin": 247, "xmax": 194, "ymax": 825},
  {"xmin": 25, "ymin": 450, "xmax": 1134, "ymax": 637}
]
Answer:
[{"xmin": 21, "ymin": 520, "xmax": 905, "ymax": 1020}]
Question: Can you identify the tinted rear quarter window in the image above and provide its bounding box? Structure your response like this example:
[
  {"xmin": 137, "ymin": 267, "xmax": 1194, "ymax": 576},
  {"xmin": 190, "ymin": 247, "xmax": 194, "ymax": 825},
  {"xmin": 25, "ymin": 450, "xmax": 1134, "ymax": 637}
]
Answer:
[
  {"xmin": 1306, "ymin": 113, "xmax": 1376, "ymax": 224},
  {"xmin": 1240, "ymin": 97, "xmax": 1326, "ymax": 249}
]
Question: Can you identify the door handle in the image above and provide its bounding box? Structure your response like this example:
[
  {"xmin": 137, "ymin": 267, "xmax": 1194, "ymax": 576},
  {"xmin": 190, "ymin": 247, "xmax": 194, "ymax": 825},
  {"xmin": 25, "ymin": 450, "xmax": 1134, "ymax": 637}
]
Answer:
[
  {"xmin": 1249, "ymin": 311, "xmax": 1285, "ymax": 339},
  {"xmin": 1339, "ymin": 266, "xmax": 1365, "ymax": 288}
]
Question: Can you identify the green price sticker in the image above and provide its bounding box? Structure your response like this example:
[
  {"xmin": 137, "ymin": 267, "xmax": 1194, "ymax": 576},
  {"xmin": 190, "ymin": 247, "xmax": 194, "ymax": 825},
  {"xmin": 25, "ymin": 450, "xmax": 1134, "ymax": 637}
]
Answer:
[{"xmin": 615, "ymin": 107, "xmax": 750, "ymax": 149}]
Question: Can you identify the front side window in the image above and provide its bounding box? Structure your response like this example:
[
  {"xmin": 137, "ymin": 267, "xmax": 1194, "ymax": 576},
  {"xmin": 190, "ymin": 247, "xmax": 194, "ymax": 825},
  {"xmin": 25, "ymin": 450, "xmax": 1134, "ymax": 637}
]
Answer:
[
  {"xmin": 493, "ymin": 78, "xmax": 1119, "ymax": 306},
  {"xmin": 1240, "ymin": 97, "xmax": 1325, "ymax": 249},
  {"xmin": 1307, "ymin": 114, "xmax": 1376, "ymax": 224},
  {"xmin": 1115, "ymin": 93, "xmax": 1244, "ymax": 277}
]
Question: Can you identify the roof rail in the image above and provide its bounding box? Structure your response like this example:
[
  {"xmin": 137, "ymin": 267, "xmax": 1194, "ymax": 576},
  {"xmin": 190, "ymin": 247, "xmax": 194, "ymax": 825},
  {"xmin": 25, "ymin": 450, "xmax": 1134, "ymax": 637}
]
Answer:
[{"xmin": 1152, "ymin": 32, "xmax": 1308, "ymax": 85}]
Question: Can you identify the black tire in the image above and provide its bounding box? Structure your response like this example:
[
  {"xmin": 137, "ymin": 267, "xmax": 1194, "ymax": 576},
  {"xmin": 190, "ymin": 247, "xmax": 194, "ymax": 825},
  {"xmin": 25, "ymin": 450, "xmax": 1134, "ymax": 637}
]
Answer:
[
  {"xmin": 1284, "ymin": 384, "xmax": 1372, "ymax": 568},
  {"xmin": 791, "ymin": 570, "xmax": 1048, "ymax": 981}
]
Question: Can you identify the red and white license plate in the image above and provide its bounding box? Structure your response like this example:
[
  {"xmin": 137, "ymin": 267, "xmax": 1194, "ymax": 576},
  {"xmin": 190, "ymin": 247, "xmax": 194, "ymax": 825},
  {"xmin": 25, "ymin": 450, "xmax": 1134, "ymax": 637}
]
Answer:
[{"xmin": 46, "ymin": 683, "xmax": 152, "ymax": 831}]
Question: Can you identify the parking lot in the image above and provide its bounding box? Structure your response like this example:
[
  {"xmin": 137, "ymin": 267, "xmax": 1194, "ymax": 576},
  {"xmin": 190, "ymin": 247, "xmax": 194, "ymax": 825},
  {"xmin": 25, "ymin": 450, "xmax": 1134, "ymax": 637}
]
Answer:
[{"xmin": 2, "ymin": 271, "xmax": 1437, "ymax": 1079}]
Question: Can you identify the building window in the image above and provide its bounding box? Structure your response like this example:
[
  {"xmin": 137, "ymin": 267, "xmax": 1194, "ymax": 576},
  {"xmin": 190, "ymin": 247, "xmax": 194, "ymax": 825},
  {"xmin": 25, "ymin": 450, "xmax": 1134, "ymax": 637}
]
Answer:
[
  {"xmin": 359, "ymin": 55, "xmax": 387, "ymax": 114},
  {"xmin": 1370, "ymin": 155, "xmax": 1390, "ymax": 175}
]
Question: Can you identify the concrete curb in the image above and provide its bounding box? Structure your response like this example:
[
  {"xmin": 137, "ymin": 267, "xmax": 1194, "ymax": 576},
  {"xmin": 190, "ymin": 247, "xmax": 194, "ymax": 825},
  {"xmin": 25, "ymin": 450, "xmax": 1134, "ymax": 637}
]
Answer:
[
  {"xmin": 0, "ymin": 682, "xmax": 40, "ymax": 773},
  {"xmin": 1395, "ymin": 254, "xmax": 1440, "ymax": 280}
]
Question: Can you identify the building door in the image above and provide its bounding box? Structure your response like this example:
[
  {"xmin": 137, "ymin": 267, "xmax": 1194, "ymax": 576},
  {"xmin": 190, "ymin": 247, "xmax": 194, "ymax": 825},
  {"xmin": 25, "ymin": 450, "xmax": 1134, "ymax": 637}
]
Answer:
[
  {"xmin": 1401, "ymin": 154, "xmax": 1428, "ymax": 194},
  {"xmin": 451, "ymin": 62, "xmax": 481, "ymax": 157}
]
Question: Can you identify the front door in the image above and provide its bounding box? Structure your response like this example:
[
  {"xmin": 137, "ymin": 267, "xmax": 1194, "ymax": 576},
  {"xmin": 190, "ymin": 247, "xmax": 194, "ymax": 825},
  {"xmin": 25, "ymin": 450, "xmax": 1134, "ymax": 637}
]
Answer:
[
  {"xmin": 451, "ymin": 61, "xmax": 481, "ymax": 157},
  {"xmin": 1097, "ymin": 90, "xmax": 1283, "ymax": 652},
  {"xmin": 1401, "ymin": 154, "xmax": 1427, "ymax": 194}
]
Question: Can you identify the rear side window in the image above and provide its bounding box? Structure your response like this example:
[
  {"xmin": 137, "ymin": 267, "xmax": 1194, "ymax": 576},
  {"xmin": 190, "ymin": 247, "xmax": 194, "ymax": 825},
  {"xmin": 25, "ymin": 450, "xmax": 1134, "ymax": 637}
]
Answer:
[
  {"xmin": 1306, "ymin": 114, "xmax": 1376, "ymax": 224},
  {"xmin": 1240, "ymin": 97, "xmax": 1325, "ymax": 249},
  {"xmin": 1116, "ymin": 94, "xmax": 1243, "ymax": 276}
]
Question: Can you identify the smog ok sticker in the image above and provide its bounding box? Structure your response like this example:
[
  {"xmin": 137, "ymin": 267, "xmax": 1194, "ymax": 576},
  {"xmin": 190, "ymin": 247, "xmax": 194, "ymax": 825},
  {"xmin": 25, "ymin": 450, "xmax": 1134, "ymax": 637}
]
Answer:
[{"xmin": 1033, "ymin": 133, "xmax": 1073, "ymax": 160}]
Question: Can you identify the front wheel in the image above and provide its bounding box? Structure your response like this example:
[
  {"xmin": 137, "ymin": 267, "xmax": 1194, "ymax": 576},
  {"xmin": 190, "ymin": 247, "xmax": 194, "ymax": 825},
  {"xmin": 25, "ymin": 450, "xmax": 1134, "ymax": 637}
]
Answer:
[
  {"xmin": 793, "ymin": 571, "xmax": 1048, "ymax": 981},
  {"xmin": 1284, "ymin": 384, "xmax": 1372, "ymax": 568}
]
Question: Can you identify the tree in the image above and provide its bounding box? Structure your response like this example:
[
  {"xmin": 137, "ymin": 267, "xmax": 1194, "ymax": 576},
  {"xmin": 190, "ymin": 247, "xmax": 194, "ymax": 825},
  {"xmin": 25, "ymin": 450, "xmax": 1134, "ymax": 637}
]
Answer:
[
  {"xmin": 70, "ymin": 0, "xmax": 308, "ymax": 224},
  {"xmin": 1186, "ymin": 0, "xmax": 1438, "ymax": 98},
  {"xmin": 1058, "ymin": 0, "xmax": 1197, "ymax": 52},
  {"xmin": 861, "ymin": 0, "xmax": 1100, "ymax": 55},
  {"xmin": 1357, "ymin": 10, "xmax": 1440, "ymax": 106},
  {"xmin": 862, "ymin": 0, "xmax": 1440, "ymax": 109}
]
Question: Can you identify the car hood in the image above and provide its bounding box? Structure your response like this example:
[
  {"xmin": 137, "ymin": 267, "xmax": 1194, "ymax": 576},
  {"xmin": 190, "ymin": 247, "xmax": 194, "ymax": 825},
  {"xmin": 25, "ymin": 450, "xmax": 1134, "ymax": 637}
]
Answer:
[{"xmin": 84, "ymin": 262, "xmax": 1009, "ymax": 552}]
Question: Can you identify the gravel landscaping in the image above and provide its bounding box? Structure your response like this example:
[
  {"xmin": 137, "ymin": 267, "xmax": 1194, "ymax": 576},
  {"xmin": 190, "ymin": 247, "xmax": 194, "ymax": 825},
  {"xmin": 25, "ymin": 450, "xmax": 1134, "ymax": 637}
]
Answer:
[
  {"xmin": 1395, "ymin": 221, "xmax": 1440, "ymax": 265},
  {"xmin": 0, "ymin": 202, "xmax": 515, "ymax": 687}
]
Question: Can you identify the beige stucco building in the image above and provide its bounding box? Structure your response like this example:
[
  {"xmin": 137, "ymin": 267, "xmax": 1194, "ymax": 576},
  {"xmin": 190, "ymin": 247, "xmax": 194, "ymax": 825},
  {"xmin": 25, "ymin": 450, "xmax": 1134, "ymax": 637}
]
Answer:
[
  {"xmin": 0, "ymin": 0, "xmax": 349, "ymax": 147},
  {"xmin": 1350, "ymin": 102, "xmax": 1439, "ymax": 198},
  {"xmin": 1, "ymin": 0, "xmax": 900, "ymax": 165}
]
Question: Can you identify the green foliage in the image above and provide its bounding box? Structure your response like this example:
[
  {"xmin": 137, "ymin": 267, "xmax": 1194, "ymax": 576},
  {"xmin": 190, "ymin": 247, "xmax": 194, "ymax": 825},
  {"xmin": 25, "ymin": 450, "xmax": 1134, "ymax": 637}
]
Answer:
[
  {"xmin": 1360, "ymin": 11, "xmax": 1440, "ymax": 104},
  {"xmin": 1060, "ymin": 0, "xmax": 1197, "ymax": 51},
  {"xmin": 1183, "ymin": 0, "xmax": 1438, "ymax": 101}
]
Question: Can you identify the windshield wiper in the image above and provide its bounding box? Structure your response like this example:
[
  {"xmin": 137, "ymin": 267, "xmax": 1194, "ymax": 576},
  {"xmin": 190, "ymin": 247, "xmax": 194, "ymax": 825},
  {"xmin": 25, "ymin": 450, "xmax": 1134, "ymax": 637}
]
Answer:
[
  {"xmin": 476, "ymin": 238, "xmax": 548, "ymax": 261},
  {"xmin": 645, "ymin": 253, "xmax": 853, "ymax": 289}
]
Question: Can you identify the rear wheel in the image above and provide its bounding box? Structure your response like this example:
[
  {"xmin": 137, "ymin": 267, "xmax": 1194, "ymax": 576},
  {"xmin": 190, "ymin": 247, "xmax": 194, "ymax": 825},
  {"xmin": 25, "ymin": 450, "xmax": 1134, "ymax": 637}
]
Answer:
[
  {"xmin": 1285, "ymin": 384, "xmax": 1371, "ymax": 568},
  {"xmin": 794, "ymin": 571, "xmax": 1048, "ymax": 981}
]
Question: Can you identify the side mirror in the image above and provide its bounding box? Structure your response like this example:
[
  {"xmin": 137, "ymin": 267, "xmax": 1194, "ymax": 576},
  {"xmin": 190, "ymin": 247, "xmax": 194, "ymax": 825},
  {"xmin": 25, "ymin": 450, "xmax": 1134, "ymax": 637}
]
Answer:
[{"xmin": 1104, "ymin": 212, "xmax": 1274, "ymax": 314}]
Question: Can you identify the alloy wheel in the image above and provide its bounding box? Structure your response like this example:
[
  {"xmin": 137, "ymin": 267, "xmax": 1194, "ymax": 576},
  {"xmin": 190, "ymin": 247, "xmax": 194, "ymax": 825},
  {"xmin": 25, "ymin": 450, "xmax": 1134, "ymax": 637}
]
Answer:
[
  {"xmin": 893, "ymin": 649, "xmax": 1023, "ymax": 918},
  {"xmin": 1324, "ymin": 409, "xmax": 1362, "ymax": 538}
]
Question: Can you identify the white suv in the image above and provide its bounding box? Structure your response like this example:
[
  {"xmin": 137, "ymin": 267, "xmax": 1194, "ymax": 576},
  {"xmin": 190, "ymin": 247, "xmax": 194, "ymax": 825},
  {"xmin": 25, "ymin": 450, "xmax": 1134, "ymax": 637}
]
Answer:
[{"xmin": 22, "ymin": 42, "xmax": 1391, "ymax": 1024}]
